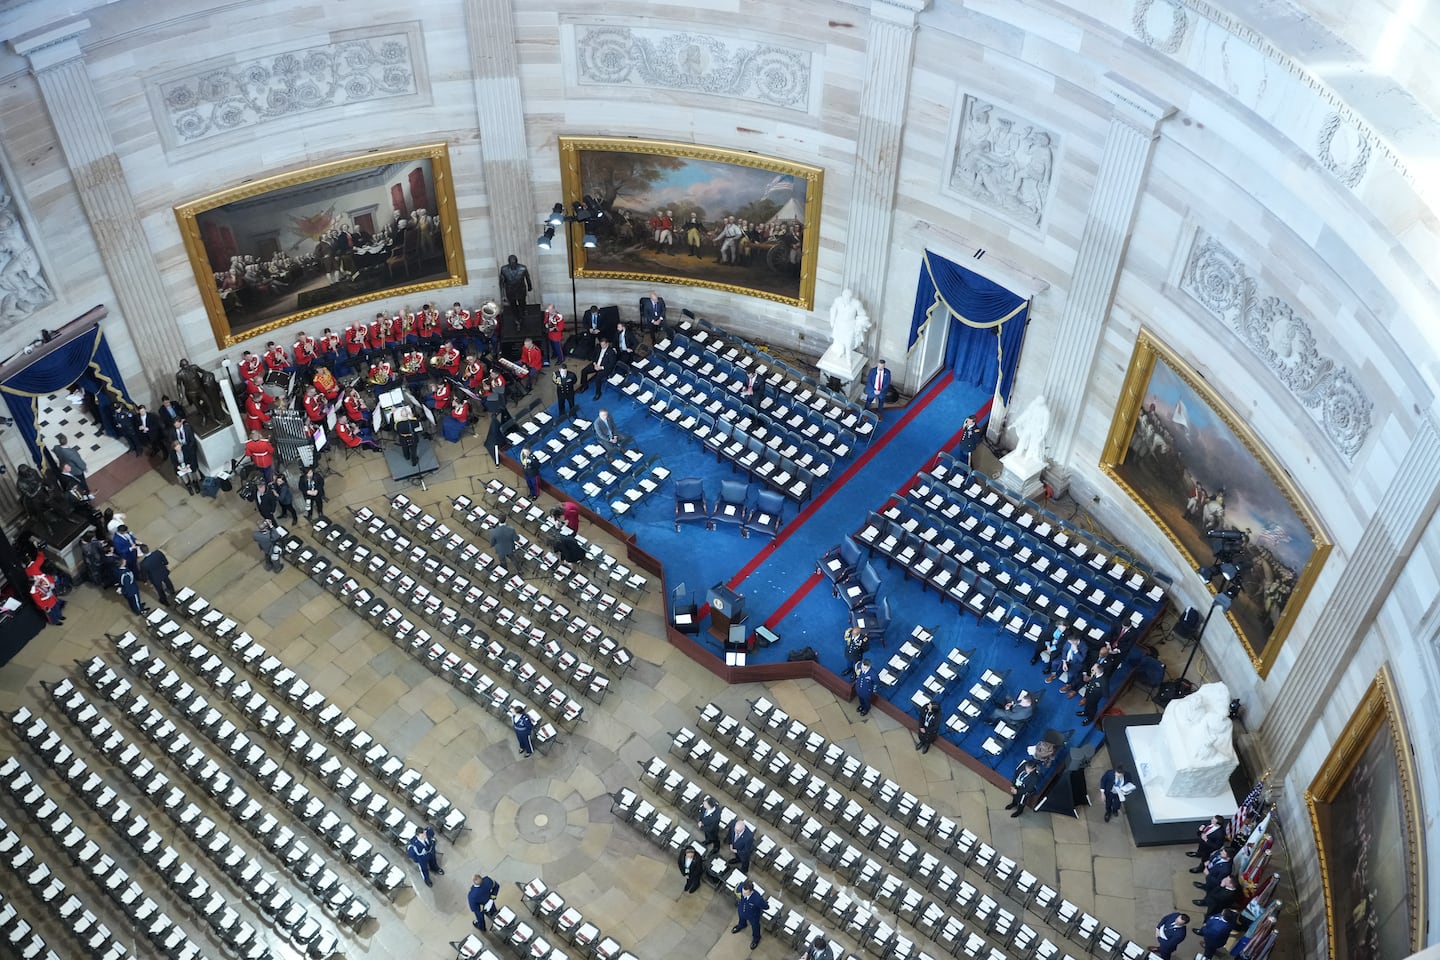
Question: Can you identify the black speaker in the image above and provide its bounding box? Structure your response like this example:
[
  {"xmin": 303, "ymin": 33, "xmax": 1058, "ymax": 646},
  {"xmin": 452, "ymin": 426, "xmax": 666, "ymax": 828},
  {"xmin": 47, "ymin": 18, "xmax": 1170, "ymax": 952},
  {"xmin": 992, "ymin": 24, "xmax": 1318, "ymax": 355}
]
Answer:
[{"xmin": 1174, "ymin": 607, "xmax": 1202, "ymax": 641}]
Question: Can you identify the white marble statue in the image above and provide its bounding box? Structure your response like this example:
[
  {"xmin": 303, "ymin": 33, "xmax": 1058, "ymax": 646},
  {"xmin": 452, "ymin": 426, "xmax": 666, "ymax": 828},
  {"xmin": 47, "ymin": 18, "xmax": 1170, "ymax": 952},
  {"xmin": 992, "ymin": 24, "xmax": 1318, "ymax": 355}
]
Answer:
[
  {"xmin": 1149, "ymin": 682, "xmax": 1238, "ymax": 798},
  {"xmin": 1008, "ymin": 395, "xmax": 1051, "ymax": 462},
  {"xmin": 828, "ymin": 288, "xmax": 870, "ymax": 354}
]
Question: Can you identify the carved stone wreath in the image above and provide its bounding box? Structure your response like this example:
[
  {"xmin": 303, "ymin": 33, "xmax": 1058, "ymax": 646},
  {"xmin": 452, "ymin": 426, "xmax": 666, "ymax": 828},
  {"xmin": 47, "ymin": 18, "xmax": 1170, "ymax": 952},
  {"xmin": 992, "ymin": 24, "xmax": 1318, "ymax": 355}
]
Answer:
[
  {"xmin": 573, "ymin": 24, "xmax": 811, "ymax": 111},
  {"xmin": 1181, "ymin": 229, "xmax": 1372, "ymax": 460},
  {"xmin": 1132, "ymin": 0, "xmax": 1190, "ymax": 55},
  {"xmin": 1316, "ymin": 112, "xmax": 1372, "ymax": 189}
]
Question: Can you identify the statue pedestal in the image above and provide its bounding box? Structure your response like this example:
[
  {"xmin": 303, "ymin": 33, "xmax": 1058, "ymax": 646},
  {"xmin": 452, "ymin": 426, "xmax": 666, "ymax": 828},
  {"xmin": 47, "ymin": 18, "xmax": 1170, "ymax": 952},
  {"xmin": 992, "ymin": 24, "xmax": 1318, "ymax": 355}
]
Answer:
[
  {"xmin": 998, "ymin": 448, "xmax": 1047, "ymax": 499},
  {"xmin": 197, "ymin": 426, "xmax": 241, "ymax": 475},
  {"xmin": 817, "ymin": 347, "xmax": 867, "ymax": 401}
]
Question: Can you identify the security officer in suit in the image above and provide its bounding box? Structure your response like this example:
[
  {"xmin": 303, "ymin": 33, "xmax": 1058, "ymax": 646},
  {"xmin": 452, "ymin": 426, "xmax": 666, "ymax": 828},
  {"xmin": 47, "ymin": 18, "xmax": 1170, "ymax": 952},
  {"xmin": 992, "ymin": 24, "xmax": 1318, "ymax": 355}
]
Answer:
[
  {"xmin": 731, "ymin": 879, "xmax": 768, "ymax": 950},
  {"xmin": 1006, "ymin": 759, "xmax": 1040, "ymax": 817}
]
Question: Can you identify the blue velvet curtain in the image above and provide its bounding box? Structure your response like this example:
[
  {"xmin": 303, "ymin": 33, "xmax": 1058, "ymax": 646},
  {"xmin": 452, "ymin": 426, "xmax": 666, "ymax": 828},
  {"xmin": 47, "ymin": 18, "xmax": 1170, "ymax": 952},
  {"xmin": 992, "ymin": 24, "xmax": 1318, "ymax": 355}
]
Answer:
[
  {"xmin": 1, "ymin": 323, "xmax": 131, "ymax": 465},
  {"xmin": 907, "ymin": 250, "xmax": 1029, "ymax": 405}
]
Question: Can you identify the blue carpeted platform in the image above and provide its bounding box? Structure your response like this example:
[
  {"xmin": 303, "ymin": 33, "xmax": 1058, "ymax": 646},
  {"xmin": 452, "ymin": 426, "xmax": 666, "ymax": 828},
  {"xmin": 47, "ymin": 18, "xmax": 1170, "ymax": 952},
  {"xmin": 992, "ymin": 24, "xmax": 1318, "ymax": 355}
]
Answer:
[{"xmin": 533, "ymin": 369, "xmax": 1149, "ymax": 775}]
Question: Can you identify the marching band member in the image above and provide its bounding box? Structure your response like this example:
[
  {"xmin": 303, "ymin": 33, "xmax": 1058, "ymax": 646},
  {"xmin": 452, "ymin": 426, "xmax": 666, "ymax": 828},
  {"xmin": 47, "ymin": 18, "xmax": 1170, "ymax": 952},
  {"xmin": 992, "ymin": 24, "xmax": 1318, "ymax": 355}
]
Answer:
[
  {"xmin": 244, "ymin": 430, "xmax": 277, "ymax": 483},
  {"xmin": 344, "ymin": 319, "xmax": 369, "ymax": 365},
  {"xmin": 543, "ymin": 303, "xmax": 565, "ymax": 364},
  {"xmin": 387, "ymin": 309, "xmax": 406, "ymax": 349},
  {"xmin": 293, "ymin": 331, "xmax": 318, "ymax": 370},
  {"xmin": 400, "ymin": 308, "xmax": 419, "ymax": 346},
  {"xmin": 401, "ymin": 347, "xmax": 428, "ymax": 383},
  {"xmin": 482, "ymin": 371, "xmax": 510, "ymax": 424},
  {"xmin": 302, "ymin": 385, "xmax": 327, "ymax": 424},
  {"xmin": 463, "ymin": 354, "xmax": 487, "ymax": 390},
  {"xmin": 335, "ymin": 417, "xmax": 381, "ymax": 451},
  {"xmin": 320, "ymin": 327, "xmax": 342, "ymax": 368},
  {"xmin": 369, "ymin": 355, "xmax": 395, "ymax": 387},
  {"xmin": 243, "ymin": 390, "xmax": 271, "ymax": 433},
  {"xmin": 238, "ymin": 349, "xmax": 263, "ymax": 384},
  {"xmin": 243, "ymin": 376, "xmax": 275, "ymax": 411},
  {"xmin": 263, "ymin": 340, "xmax": 292, "ymax": 373},
  {"xmin": 520, "ymin": 337, "xmax": 544, "ymax": 376},
  {"xmin": 433, "ymin": 340, "xmax": 462, "ymax": 377},
  {"xmin": 442, "ymin": 394, "xmax": 473, "ymax": 443},
  {"xmin": 369, "ymin": 312, "xmax": 389, "ymax": 355},
  {"xmin": 342, "ymin": 387, "xmax": 370, "ymax": 422},
  {"xmin": 426, "ymin": 379, "xmax": 452, "ymax": 413},
  {"xmin": 445, "ymin": 307, "xmax": 467, "ymax": 342},
  {"xmin": 418, "ymin": 304, "xmax": 441, "ymax": 346},
  {"xmin": 312, "ymin": 364, "xmax": 341, "ymax": 402}
]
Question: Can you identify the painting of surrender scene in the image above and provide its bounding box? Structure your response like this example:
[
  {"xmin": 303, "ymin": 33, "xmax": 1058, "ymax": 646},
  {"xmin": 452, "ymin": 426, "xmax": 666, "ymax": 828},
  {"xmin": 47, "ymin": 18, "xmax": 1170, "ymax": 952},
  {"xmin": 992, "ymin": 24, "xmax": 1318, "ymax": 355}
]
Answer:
[
  {"xmin": 1101, "ymin": 331, "xmax": 1329, "ymax": 675},
  {"xmin": 559, "ymin": 136, "xmax": 822, "ymax": 309}
]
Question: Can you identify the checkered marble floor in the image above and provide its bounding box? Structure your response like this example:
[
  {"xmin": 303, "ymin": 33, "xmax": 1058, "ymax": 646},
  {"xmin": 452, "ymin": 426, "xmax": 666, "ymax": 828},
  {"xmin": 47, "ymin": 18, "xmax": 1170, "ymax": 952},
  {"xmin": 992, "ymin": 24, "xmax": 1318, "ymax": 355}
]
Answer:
[{"xmin": 36, "ymin": 391, "xmax": 131, "ymax": 471}]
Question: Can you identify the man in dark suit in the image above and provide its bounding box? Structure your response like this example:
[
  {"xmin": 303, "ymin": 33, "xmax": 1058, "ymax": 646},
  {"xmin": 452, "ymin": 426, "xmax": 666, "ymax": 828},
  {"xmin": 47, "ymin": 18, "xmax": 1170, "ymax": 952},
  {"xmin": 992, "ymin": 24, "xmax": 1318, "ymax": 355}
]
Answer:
[
  {"xmin": 1191, "ymin": 876, "xmax": 1238, "ymax": 916},
  {"xmin": 678, "ymin": 846, "xmax": 704, "ymax": 895},
  {"xmin": 580, "ymin": 305, "xmax": 603, "ymax": 359},
  {"xmin": 1006, "ymin": 759, "xmax": 1040, "ymax": 817},
  {"xmin": 727, "ymin": 818, "xmax": 755, "ymax": 874},
  {"xmin": 1099, "ymin": 766, "xmax": 1134, "ymax": 822},
  {"xmin": 172, "ymin": 415, "xmax": 199, "ymax": 470},
  {"xmin": 1193, "ymin": 847, "xmax": 1234, "ymax": 892},
  {"xmin": 614, "ymin": 323, "xmax": 634, "ymax": 365},
  {"xmin": 639, "ymin": 290, "xmax": 666, "ymax": 340},
  {"xmin": 139, "ymin": 548, "xmax": 177, "ymax": 606},
  {"xmin": 1196, "ymin": 909, "xmax": 1237, "ymax": 958},
  {"xmin": 863, "ymin": 358, "xmax": 891, "ymax": 416},
  {"xmin": 584, "ymin": 339, "xmax": 615, "ymax": 400},
  {"xmin": 157, "ymin": 396, "xmax": 186, "ymax": 436},
  {"xmin": 1188, "ymin": 816, "xmax": 1228, "ymax": 863},
  {"xmin": 134, "ymin": 405, "xmax": 165, "ymax": 456}
]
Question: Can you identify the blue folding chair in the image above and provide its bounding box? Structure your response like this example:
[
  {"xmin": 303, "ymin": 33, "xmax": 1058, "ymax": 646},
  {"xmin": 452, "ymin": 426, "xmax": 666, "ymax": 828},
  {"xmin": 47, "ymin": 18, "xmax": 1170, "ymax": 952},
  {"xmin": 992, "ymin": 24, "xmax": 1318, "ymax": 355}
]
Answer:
[
  {"xmin": 674, "ymin": 478, "xmax": 708, "ymax": 532},
  {"xmin": 710, "ymin": 479, "xmax": 750, "ymax": 535},
  {"xmin": 746, "ymin": 490, "xmax": 786, "ymax": 541}
]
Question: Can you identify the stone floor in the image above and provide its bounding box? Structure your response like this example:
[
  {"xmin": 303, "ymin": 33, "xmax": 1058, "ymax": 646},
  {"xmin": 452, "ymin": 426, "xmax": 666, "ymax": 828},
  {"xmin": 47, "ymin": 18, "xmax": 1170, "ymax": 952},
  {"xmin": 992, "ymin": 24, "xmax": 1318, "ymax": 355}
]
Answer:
[{"xmin": 0, "ymin": 385, "xmax": 1294, "ymax": 960}]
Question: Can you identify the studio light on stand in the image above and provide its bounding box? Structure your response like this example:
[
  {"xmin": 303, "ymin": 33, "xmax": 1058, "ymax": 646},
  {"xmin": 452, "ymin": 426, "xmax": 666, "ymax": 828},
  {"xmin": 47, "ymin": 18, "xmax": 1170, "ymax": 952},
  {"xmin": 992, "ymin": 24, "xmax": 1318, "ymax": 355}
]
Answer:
[{"xmin": 537, "ymin": 196, "xmax": 607, "ymax": 320}]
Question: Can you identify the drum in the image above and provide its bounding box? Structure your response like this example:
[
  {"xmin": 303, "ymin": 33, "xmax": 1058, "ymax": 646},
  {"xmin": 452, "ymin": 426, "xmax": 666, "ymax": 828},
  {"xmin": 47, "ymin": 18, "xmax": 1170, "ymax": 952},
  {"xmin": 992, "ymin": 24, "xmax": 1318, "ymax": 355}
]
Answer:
[{"xmin": 262, "ymin": 370, "xmax": 292, "ymax": 401}]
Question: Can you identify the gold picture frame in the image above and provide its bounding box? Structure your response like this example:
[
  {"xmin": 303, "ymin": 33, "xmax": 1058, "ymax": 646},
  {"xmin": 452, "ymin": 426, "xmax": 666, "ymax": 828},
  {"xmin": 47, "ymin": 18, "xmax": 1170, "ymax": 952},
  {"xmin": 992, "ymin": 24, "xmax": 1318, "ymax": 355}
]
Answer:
[
  {"xmin": 557, "ymin": 136, "xmax": 823, "ymax": 310},
  {"xmin": 175, "ymin": 142, "xmax": 467, "ymax": 348},
  {"xmin": 1099, "ymin": 329, "xmax": 1330, "ymax": 676},
  {"xmin": 1306, "ymin": 666, "xmax": 1424, "ymax": 958}
]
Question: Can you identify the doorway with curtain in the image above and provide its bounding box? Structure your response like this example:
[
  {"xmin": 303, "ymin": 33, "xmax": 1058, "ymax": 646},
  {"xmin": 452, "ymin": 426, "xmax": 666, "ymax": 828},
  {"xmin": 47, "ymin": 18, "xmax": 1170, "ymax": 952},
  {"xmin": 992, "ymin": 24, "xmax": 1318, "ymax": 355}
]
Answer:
[{"xmin": 906, "ymin": 249, "xmax": 1030, "ymax": 425}]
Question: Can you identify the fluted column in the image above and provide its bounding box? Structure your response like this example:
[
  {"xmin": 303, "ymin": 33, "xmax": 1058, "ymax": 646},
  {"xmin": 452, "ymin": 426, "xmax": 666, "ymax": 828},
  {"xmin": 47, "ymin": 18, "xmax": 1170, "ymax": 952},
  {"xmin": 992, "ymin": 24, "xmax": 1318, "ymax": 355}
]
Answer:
[
  {"xmin": 12, "ymin": 18, "xmax": 186, "ymax": 403},
  {"xmin": 466, "ymin": 0, "xmax": 537, "ymax": 299},
  {"xmin": 1043, "ymin": 76, "xmax": 1174, "ymax": 484},
  {"xmin": 843, "ymin": 0, "xmax": 930, "ymax": 355},
  {"xmin": 1260, "ymin": 417, "xmax": 1440, "ymax": 771}
]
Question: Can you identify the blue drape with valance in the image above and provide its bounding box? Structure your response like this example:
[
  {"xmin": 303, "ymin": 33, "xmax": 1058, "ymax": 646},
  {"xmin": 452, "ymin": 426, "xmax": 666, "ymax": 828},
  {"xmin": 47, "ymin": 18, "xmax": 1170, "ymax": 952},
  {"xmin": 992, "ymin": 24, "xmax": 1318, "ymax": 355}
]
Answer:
[
  {"xmin": 1, "ymin": 323, "xmax": 131, "ymax": 465},
  {"xmin": 907, "ymin": 249, "xmax": 1030, "ymax": 406}
]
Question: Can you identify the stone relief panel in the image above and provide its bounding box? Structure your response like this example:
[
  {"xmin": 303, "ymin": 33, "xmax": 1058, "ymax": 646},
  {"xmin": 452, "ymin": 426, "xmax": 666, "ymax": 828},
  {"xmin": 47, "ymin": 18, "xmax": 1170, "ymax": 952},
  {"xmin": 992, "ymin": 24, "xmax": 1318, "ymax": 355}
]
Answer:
[
  {"xmin": 148, "ymin": 24, "xmax": 426, "ymax": 150},
  {"xmin": 567, "ymin": 20, "xmax": 813, "ymax": 113},
  {"xmin": 943, "ymin": 95, "xmax": 1058, "ymax": 230},
  {"xmin": 1180, "ymin": 228, "xmax": 1373, "ymax": 460},
  {"xmin": 0, "ymin": 176, "xmax": 55, "ymax": 326}
]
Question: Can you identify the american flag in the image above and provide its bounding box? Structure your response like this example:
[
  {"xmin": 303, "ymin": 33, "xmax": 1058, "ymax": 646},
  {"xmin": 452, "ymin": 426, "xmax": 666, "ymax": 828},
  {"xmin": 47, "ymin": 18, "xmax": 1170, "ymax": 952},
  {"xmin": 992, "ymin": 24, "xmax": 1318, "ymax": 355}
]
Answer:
[
  {"xmin": 1256, "ymin": 519, "xmax": 1291, "ymax": 550},
  {"xmin": 1231, "ymin": 777, "xmax": 1266, "ymax": 837}
]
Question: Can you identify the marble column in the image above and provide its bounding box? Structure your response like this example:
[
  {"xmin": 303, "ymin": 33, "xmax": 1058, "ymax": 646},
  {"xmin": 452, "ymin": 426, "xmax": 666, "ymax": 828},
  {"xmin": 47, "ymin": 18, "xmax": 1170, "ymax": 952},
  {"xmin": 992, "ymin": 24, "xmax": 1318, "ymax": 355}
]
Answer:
[
  {"xmin": 1261, "ymin": 417, "xmax": 1440, "ymax": 772},
  {"xmin": 843, "ymin": 0, "xmax": 930, "ymax": 362},
  {"xmin": 12, "ymin": 18, "xmax": 187, "ymax": 404},
  {"xmin": 1042, "ymin": 76, "xmax": 1174, "ymax": 489},
  {"xmin": 466, "ymin": 0, "xmax": 536, "ymax": 297}
]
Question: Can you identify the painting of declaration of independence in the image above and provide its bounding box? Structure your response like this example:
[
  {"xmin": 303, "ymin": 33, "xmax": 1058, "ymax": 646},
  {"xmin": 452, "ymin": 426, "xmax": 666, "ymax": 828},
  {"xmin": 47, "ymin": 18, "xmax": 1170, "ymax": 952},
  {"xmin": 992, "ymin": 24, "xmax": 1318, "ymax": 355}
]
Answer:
[
  {"xmin": 558, "ymin": 136, "xmax": 823, "ymax": 309},
  {"xmin": 1307, "ymin": 667, "xmax": 1424, "ymax": 960},
  {"xmin": 175, "ymin": 143, "xmax": 466, "ymax": 347},
  {"xmin": 1099, "ymin": 330, "xmax": 1330, "ymax": 676}
]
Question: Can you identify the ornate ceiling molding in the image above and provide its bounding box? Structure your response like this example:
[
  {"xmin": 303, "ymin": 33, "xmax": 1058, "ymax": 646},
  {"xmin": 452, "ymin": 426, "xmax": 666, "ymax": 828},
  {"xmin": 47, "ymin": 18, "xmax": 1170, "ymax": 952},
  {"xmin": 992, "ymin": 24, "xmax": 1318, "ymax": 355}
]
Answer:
[
  {"xmin": 567, "ymin": 20, "xmax": 814, "ymax": 114},
  {"xmin": 1180, "ymin": 228, "xmax": 1372, "ymax": 460}
]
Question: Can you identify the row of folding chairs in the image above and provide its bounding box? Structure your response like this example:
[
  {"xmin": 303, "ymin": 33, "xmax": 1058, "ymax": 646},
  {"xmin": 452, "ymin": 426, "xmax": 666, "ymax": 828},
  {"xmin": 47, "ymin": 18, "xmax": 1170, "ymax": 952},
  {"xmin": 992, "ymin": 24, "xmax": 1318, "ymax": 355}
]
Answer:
[
  {"xmin": 607, "ymin": 462, "xmax": 672, "ymax": 517},
  {"xmin": 500, "ymin": 409, "xmax": 556, "ymax": 450},
  {"xmin": 924, "ymin": 460, "xmax": 1166, "ymax": 611},
  {"xmin": 301, "ymin": 529, "xmax": 603, "ymax": 722},
  {"xmin": 352, "ymin": 507, "xmax": 640, "ymax": 634},
  {"xmin": 508, "ymin": 415, "xmax": 592, "ymax": 470},
  {"xmin": 128, "ymin": 617, "xmax": 465, "ymax": 840},
  {"xmin": 874, "ymin": 627, "xmax": 938, "ymax": 696},
  {"xmin": 40, "ymin": 679, "xmax": 372, "ymax": 937},
  {"xmin": 1, "ymin": 752, "xmax": 279, "ymax": 960},
  {"xmin": 76, "ymin": 652, "xmax": 409, "ymax": 901},
  {"xmin": 511, "ymin": 876, "xmax": 630, "ymax": 960},
  {"xmin": 636, "ymin": 360, "xmax": 852, "ymax": 467},
  {"xmin": 458, "ymin": 487, "xmax": 651, "ymax": 597},
  {"xmin": 657, "ymin": 328, "xmax": 875, "ymax": 442},
  {"xmin": 0, "ymin": 890, "xmax": 62, "ymax": 960},
  {"xmin": 134, "ymin": 611, "xmax": 467, "ymax": 839},
  {"xmin": 729, "ymin": 703, "xmax": 1137, "ymax": 954},
  {"xmin": 555, "ymin": 445, "xmax": 646, "ymax": 495},
  {"xmin": 352, "ymin": 507, "xmax": 641, "ymax": 655},
  {"xmin": 635, "ymin": 753, "xmax": 978, "ymax": 960},
  {"xmin": 12, "ymin": 705, "xmax": 348, "ymax": 957},
  {"xmin": 612, "ymin": 781, "xmax": 849, "ymax": 958}
]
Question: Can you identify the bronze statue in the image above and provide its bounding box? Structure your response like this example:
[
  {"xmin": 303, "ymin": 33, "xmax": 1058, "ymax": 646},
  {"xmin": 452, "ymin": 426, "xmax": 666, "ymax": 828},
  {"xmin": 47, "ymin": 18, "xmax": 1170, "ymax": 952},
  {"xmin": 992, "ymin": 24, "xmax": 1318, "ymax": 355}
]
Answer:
[
  {"xmin": 197, "ymin": 366, "xmax": 227, "ymax": 428},
  {"xmin": 15, "ymin": 463, "xmax": 97, "ymax": 536},
  {"xmin": 176, "ymin": 358, "xmax": 215, "ymax": 427}
]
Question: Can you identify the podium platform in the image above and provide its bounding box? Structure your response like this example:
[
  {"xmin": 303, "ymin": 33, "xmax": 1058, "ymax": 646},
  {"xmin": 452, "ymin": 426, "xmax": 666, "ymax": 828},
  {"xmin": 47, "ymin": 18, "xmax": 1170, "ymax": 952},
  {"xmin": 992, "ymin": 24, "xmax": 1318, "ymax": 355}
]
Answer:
[{"xmin": 383, "ymin": 437, "xmax": 440, "ymax": 489}]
